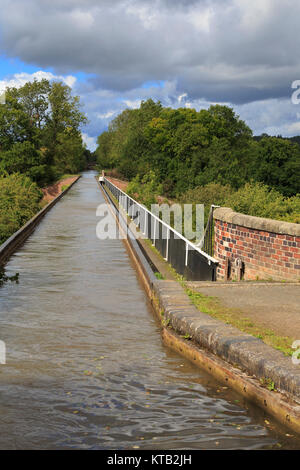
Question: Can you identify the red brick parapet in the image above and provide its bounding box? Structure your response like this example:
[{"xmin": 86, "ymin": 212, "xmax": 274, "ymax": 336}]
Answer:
[{"xmin": 213, "ymin": 207, "xmax": 300, "ymax": 281}]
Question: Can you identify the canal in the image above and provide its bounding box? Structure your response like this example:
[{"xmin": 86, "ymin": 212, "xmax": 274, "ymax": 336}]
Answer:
[{"xmin": 0, "ymin": 171, "xmax": 298, "ymax": 450}]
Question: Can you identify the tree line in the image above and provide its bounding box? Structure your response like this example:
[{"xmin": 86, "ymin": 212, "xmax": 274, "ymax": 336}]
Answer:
[{"xmin": 96, "ymin": 99, "xmax": 300, "ymax": 222}]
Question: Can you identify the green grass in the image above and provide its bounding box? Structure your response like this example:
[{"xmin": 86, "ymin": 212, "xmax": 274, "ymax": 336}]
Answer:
[
  {"xmin": 260, "ymin": 377, "xmax": 277, "ymax": 392},
  {"xmin": 155, "ymin": 272, "xmax": 165, "ymax": 280},
  {"xmin": 185, "ymin": 287, "xmax": 294, "ymax": 357},
  {"xmin": 60, "ymin": 174, "xmax": 77, "ymax": 180}
]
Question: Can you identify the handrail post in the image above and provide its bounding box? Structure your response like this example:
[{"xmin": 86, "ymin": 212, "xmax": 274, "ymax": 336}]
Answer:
[{"xmin": 165, "ymin": 228, "xmax": 169, "ymax": 261}]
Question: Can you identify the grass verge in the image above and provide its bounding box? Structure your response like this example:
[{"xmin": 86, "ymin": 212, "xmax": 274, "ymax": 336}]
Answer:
[{"xmin": 185, "ymin": 287, "xmax": 294, "ymax": 357}]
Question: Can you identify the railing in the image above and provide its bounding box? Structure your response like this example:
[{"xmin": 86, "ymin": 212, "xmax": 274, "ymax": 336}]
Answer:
[
  {"xmin": 103, "ymin": 177, "xmax": 218, "ymax": 281},
  {"xmin": 196, "ymin": 204, "xmax": 219, "ymax": 257}
]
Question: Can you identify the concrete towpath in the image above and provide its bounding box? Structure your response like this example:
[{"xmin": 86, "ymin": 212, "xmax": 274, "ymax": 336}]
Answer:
[{"xmin": 187, "ymin": 282, "xmax": 300, "ymax": 341}]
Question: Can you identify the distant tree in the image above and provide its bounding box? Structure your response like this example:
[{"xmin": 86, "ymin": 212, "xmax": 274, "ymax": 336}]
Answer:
[
  {"xmin": 0, "ymin": 141, "xmax": 47, "ymax": 185},
  {"xmin": 253, "ymin": 137, "xmax": 300, "ymax": 196},
  {"xmin": 0, "ymin": 79, "xmax": 88, "ymax": 184},
  {"xmin": 44, "ymin": 81, "xmax": 87, "ymax": 170},
  {"xmin": 95, "ymin": 100, "xmax": 298, "ymax": 198},
  {"xmin": 53, "ymin": 130, "xmax": 86, "ymax": 174},
  {"xmin": 96, "ymin": 131, "xmax": 115, "ymax": 169}
]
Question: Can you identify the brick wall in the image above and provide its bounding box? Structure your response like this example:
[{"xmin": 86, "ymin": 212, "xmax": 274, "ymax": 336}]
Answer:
[{"xmin": 213, "ymin": 208, "xmax": 300, "ymax": 281}]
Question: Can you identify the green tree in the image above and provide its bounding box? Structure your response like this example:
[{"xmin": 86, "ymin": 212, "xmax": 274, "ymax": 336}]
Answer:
[
  {"xmin": 225, "ymin": 182, "xmax": 300, "ymax": 223},
  {"xmin": 0, "ymin": 141, "xmax": 47, "ymax": 185},
  {"xmin": 54, "ymin": 131, "xmax": 85, "ymax": 174},
  {"xmin": 252, "ymin": 137, "xmax": 300, "ymax": 196},
  {"xmin": 95, "ymin": 100, "xmax": 298, "ymax": 200},
  {"xmin": 127, "ymin": 170, "xmax": 163, "ymax": 208},
  {"xmin": 45, "ymin": 81, "xmax": 87, "ymax": 170},
  {"xmin": 0, "ymin": 79, "xmax": 88, "ymax": 184},
  {"xmin": 96, "ymin": 131, "xmax": 115, "ymax": 169},
  {"xmin": 0, "ymin": 173, "xmax": 42, "ymax": 244}
]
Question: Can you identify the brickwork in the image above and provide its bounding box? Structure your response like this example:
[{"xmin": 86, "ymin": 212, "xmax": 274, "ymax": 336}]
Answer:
[{"xmin": 213, "ymin": 208, "xmax": 300, "ymax": 281}]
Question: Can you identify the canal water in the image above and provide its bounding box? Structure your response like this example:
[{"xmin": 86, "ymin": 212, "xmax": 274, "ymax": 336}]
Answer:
[{"xmin": 0, "ymin": 171, "xmax": 299, "ymax": 450}]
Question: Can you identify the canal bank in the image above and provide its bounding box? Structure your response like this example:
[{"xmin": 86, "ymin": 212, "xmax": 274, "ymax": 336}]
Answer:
[
  {"xmin": 99, "ymin": 178, "xmax": 300, "ymax": 436},
  {"xmin": 0, "ymin": 175, "xmax": 81, "ymax": 266}
]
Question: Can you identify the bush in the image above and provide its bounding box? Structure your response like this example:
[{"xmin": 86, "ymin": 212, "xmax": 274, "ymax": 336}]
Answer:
[
  {"xmin": 0, "ymin": 173, "xmax": 43, "ymax": 244},
  {"xmin": 179, "ymin": 181, "xmax": 300, "ymax": 224},
  {"xmin": 127, "ymin": 170, "xmax": 163, "ymax": 208},
  {"xmin": 178, "ymin": 182, "xmax": 234, "ymax": 222},
  {"xmin": 225, "ymin": 182, "xmax": 300, "ymax": 223},
  {"xmin": 179, "ymin": 182, "xmax": 233, "ymax": 207}
]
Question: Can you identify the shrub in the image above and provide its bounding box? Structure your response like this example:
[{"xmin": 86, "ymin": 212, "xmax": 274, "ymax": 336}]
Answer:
[
  {"xmin": 179, "ymin": 182, "xmax": 233, "ymax": 207},
  {"xmin": 0, "ymin": 173, "xmax": 43, "ymax": 244},
  {"xmin": 179, "ymin": 181, "xmax": 300, "ymax": 224},
  {"xmin": 225, "ymin": 182, "xmax": 300, "ymax": 223},
  {"xmin": 178, "ymin": 182, "xmax": 234, "ymax": 222},
  {"xmin": 127, "ymin": 170, "xmax": 163, "ymax": 208}
]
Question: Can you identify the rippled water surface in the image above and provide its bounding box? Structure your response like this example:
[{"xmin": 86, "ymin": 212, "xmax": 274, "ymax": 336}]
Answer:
[{"xmin": 0, "ymin": 172, "xmax": 299, "ymax": 450}]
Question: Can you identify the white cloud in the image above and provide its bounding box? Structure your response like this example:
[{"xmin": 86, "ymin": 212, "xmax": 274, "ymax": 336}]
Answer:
[
  {"xmin": 123, "ymin": 99, "xmax": 141, "ymax": 109},
  {"xmin": 82, "ymin": 132, "xmax": 97, "ymax": 151},
  {"xmin": 178, "ymin": 93, "xmax": 187, "ymax": 103},
  {"xmin": 284, "ymin": 122, "xmax": 300, "ymax": 134},
  {"xmin": 0, "ymin": 70, "xmax": 77, "ymax": 90},
  {"xmin": 70, "ymin": 9, "xmax": 95, "ymax": 30},
  {"xmin": 187, "ymin": 6, "xmax": 212, "ymax": 33},
  {"xmin": 0, "ymin": 0, "xmax": 299, "ymax": 103},
  {"xmin": 2, "ymin": 0, "xmax": 300, "ymax": 148},
  {"xmin": 96, "ymin": 110, "xmax": 116, "ymax": 119}
]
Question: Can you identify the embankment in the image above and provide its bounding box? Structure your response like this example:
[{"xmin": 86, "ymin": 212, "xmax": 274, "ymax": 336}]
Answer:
[{"xmin": 42, "ymin": 175, "xmax": 79, "ymax": 204}]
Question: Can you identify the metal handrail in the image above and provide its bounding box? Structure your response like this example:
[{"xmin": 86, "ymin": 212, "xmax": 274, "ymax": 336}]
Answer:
[{"xmin": 103, "ymin": 177, "xmax": 218, "ymax": 265}]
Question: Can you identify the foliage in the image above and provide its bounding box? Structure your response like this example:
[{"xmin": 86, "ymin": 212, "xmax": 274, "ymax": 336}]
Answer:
[
  {"xmin": 225, "ymin": 182, "xmax": 300, "ymax": 223},
  {"xmin": 95, "ymin": 99, "xmax": 300, "ymax": 199},
  {"xmin": 53, "ymin": 131, "xmax": 85, "ymax": 174},
  {"xmin": 44, "ymin": 81, "xmax": 87, "ymax": 171},
  {"xmin": 0, "ymin": 79, "xmax": 88, "ymax": 245},
  {"xmin": 249, "ymin": 136, "xmax": 300, "ymax": 197},
  {"xmin": 127, "ymin": 170, "xmax": 163, "ymax": 208},
  {"xmin": 0, "ymin": 141, "xmax": 48, "ymax": 185},
  {"xmin": 0, "ymin": 173, "xmax": 43, "ymax": 244},
  {"xmin": 179, "ymin": 181, "xmax": 300, "ymax": 224},
  {"xmin": 0, "ymin": 79, "xmax": 87, "ymax": 186}
]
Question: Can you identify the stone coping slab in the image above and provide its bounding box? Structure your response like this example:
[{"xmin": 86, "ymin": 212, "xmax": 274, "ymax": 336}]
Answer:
[
  {"xmin": 153, "ymin": 279, "xmax": 300, "ymax": 401},
  {"xmin": 213, "ymin": 207, "xmax": 300, "ymax": 237}
]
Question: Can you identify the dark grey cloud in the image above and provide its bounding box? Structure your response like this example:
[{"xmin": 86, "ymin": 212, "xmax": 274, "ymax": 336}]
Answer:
[{"xmin": 0, "ymin": 0, "xmax": 299, "ymax": 106}]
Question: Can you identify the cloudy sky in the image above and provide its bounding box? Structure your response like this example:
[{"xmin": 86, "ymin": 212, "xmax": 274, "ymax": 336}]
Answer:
[{"xmin": 0, "ymin": 0, "xmax": 300, "ymax": 149}]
